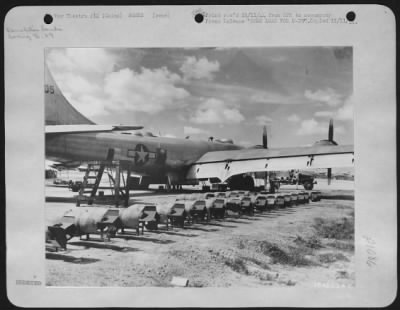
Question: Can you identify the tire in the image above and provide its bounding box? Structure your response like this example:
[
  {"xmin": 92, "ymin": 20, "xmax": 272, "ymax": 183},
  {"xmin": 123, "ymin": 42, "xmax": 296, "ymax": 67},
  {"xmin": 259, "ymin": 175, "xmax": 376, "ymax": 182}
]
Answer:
[
  {"xmin": 203, "ymin": 208, "xmax": 209, "ymax": 222},
  {"xmin": 303, "ymin": 182, "xmax": 314, "ymax": 190}
]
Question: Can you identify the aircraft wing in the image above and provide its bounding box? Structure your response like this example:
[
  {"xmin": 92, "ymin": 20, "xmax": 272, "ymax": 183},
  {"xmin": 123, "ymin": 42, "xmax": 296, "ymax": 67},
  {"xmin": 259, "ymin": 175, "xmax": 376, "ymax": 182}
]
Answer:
[
  {"xmin": 186, "ymin": 144, "xmax": 354, "ymax": 182},
  {"xmin": 45, "ymin": 124, "xmax": 144, "ymax": 134}
]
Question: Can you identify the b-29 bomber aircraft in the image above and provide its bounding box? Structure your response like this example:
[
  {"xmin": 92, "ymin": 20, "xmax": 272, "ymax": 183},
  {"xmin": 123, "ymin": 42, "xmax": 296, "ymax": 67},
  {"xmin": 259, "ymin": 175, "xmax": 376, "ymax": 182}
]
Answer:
[{"xmin": 45, "ymin": 65, "xmax": 354, "ymax": 192}]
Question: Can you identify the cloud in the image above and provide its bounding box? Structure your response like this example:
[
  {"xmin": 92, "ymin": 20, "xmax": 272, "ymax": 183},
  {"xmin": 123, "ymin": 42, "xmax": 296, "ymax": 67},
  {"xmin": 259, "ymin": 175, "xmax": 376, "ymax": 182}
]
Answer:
[
  {"xmin": 68, "ymin": 94, "xmax": 109, "ymax": 118},
  {"xmin": 255, "ymin": 115, "xmax": 273, "ymax": 126},
  {"xmin": 183, "ymin": 126, "xmax": 209, "ymax": 135},
  {"xmin": 270, "ymin": 55, "xmax": 287, "ymax": 62},
  {"xmin": 163, "ymin": 133, "xmax": 177, "ymax": 138},
  {"xmin": 190, "ymin": 98, "xmax": 245, "ymax": 124},
  {"xmin": 297, "ymin": 119, "xmax": 325, "ymax": 135},
  {"xmin": 104, "ymin": 67, "xmax": 190, "ymax": 114},
  {"xmin": 297, "ymin": 118, "xmax": 345, "ymax": 136},
  {"xmin": 314, "ymin": 110, "xmax": 335, "ymax": 118},
  {"xmin": 313, "ymin": 95, "xmax": 353, "ymax": 120},
  {"xmin": 251, "ymin": 92, "xmax": 291, "ymax": 104},
  {"xmin": 180, "ymin": 56, "xmax": 220, "ymax": 81},
  {"xmin": 288, "ymin": 114, "xmax": 300, "ymax": 122},
  {"xmin": 304, "ymin": 88, "xmax": 343, "ymax": 106},
  {"xmin": 53, "ymin": 72, "xmax": 101, "ymax": 96},
  {"xmin": 250, "ymin": 90, "xmax": 309, "ymax": 105},
  {"xmin": 239, "ymin": 140, "xmax": 255, "ymax": 147},
  {"xmin": 47, "ymin": 48, "xmax": 120, "ymax": 118},
  {"xmin": 47, "ymin": 48, "xmax": 116, "ymax": 73},
  {"xmin": 336, "ymin": 95, "xmax": 354, "ymax": 120}
]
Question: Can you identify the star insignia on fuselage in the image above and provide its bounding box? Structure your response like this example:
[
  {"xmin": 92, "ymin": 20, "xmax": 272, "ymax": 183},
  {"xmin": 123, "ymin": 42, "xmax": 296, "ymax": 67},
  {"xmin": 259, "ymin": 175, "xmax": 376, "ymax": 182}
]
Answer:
[
  {"xmin": 135, "ymin": 145, "xmax": 149, "ymax": 163},
  {"xmin": 127, "ymin": 144, "xmax": 156, "ymax": 166}
]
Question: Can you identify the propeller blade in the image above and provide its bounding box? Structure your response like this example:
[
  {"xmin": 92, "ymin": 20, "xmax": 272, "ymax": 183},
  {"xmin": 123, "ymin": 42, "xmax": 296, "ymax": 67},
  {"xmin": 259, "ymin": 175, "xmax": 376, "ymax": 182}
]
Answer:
[
  {"xmin": 328, "ymin": 119, "xmax": 334, "ymax": 142},
  {"xmin": 327, "ymin": 168, "xmax": 332, "ymax": 185},
  {"xmin": 262, "ymin": 126, "xmax": 268, "ymax": 149}
]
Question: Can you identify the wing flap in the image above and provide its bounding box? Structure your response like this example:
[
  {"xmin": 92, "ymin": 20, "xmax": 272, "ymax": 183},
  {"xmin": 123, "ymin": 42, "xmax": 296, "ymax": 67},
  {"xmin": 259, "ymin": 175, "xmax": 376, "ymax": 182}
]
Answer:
[
  {"xmin": 186, "ymin": 162, "xmax": 226, "ymax": 181},
  {"xmin": 187, "ymin": 146, "xmax": 354, "ymax": 182}
]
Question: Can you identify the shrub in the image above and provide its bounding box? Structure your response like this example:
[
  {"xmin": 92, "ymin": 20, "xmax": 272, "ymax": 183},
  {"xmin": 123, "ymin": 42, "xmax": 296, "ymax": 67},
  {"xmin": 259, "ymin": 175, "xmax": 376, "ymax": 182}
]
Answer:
[
  {"xmin": 313, "ymin": 217, "xmax": 354, "ymax": 240},
  {"xmin": 224, "ymin": 257, "xmax": 249, "ymax": 275},
  {"xmin": 257, "ymin": 241, "xmax": 313, "ymax": 267}
]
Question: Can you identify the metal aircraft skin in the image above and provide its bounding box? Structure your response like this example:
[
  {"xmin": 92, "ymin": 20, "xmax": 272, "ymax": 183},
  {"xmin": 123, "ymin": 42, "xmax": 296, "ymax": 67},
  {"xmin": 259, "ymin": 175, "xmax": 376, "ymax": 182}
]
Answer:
[{"xmin": 45, "ymin": 65, "xmax": 354, "ymax": 186}]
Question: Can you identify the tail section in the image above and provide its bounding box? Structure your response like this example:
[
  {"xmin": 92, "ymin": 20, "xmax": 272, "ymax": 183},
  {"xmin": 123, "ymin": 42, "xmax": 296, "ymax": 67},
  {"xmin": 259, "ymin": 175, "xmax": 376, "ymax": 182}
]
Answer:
[{"xmin": 45, "ymin": 64, "xmax": 94, "ymax": 125}]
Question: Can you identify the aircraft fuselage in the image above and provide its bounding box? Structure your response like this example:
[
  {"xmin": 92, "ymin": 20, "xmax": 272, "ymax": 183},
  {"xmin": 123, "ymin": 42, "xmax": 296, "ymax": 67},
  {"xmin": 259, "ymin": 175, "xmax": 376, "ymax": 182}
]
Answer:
[{"xmin": 46, "ymin": 132, "xmax": 242, "ymax": 182}]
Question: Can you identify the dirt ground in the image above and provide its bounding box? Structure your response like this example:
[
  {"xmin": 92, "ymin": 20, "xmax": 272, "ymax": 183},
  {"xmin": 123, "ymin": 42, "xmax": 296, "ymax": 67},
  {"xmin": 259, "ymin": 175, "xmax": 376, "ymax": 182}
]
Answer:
[{"xmin": 46, "ymin": 191, "xmax": 354, "ymax": 287}]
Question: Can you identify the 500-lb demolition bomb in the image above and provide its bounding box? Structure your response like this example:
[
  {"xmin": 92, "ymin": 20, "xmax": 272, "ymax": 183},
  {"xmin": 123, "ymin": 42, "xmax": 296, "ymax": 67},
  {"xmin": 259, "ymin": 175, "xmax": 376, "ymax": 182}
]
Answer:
[{"xmin": 46, "ymin": 189, "xmax": 323, "ymax": 250}]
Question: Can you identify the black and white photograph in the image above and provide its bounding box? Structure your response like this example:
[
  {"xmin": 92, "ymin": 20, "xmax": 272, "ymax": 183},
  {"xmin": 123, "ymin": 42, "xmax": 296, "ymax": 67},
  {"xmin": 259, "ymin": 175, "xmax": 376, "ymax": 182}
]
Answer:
[
  {"xmin": 44, "ymin": 47, "xmax": 355, "ymax": 287},
  {"xmin": 5, "ymin": 5, "xmax": 396, "ymax": 307}
]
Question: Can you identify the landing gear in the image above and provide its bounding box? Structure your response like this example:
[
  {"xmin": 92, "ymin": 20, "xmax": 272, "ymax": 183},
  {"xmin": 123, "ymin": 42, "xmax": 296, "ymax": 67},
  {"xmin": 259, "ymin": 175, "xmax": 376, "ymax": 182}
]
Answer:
[
  {"xmin": 227, "ymin": 175, "xmax": 255, "ymax": 191},
  {"xmin": 268, "ymin": 180, "xmax": 280, "ymax": 193},
  {"xmin": 303, "ymin": 182, "xmax": 314, "ymax": 190}
]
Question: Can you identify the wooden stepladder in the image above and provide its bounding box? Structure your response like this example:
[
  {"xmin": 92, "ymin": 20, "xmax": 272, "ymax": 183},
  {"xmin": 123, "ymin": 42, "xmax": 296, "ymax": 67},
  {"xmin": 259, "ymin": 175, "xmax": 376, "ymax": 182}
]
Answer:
[
  {"xmin": 76, "ymin": 148, "xmax": 133, "ymax": 207},
  {"xmin": 77, "ymin": 149, "xmax": 115, "ymax": 206}
]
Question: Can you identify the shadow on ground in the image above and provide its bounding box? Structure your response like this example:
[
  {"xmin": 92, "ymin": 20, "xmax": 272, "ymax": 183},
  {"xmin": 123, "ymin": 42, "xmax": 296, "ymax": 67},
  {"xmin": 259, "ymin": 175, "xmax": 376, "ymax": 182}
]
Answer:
[
  {"xmin": 68, "ymin": 241, "xmax": 140, "ymax": 252},
  {"xmin": 46, "ymin": 252, "xmax": 100, "ymax": 264}
]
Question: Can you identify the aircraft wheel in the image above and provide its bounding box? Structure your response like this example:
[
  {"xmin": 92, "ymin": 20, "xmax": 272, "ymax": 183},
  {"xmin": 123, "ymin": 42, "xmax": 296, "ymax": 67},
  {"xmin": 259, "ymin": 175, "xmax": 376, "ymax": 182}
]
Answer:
[
  {"xmin": 202, "ymin": 208, "xmax": 208, "ymax": 222},
  {"xmin": 304, "ymin": 182, "xmax": 314, "ymax": 190},
  {"xmin": 145, "ymin": 222, "xmax": 158, "ymax": 231},
  {"xmin": 227, "ymin": 175, "xmax": 255, "ymax": 191}
]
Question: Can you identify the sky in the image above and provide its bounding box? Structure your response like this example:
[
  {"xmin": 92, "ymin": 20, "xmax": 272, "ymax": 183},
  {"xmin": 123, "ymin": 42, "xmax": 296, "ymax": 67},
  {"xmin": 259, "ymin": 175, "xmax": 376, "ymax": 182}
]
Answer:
[{"xmin": 46, "ymin": 47, "xmax": 353, "ymax": 148}]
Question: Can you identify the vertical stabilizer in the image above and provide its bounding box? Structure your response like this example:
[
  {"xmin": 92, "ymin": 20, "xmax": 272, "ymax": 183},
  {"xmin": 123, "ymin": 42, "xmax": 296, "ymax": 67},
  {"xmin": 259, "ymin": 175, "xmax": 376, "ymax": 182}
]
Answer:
[{"xmin": 45, "ymin": 65, "xmax": 94, "ymax": 125}]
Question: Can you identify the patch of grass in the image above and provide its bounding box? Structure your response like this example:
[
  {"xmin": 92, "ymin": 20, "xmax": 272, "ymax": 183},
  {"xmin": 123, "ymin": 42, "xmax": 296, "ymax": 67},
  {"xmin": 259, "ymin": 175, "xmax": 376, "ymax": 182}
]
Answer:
[
  {"xmin": 347, "ymin": 210, "xmax": 355, "ymax": 217},
  {"xmin": 258, "ymin": 241, "xmax": 289, "ymax": 260},
  {"xmin": 278, "ymin": 279, "xmax": 296, "ymax": 286},
  {"xmin": 294, "ymin": 235, "xmax": 323, "ymax": 250},
  {"xmin": 313, "ymin": 217, "xmax": 354, "ymax": 240},
  {"xmin": 318, "ymin": 252, "xmax": 350, "ymax": 264},
  {"xmin": 256, "ymin": 241, "xmax": 314, "ymax": 267},
  {"xmin": 336, "ymin": 270, "xmax": 350, "ymax": 279},
  {"xmin": 326, "ymin": 240, "xmax": 354, "ymax": 252},
  {"xmin": 286, "ymin": 246, "xmax": 314, "ymax": 266},
  {"xmin": 257, "ymin": 272, "xmax": 276, "ymax": 281},
  {"xmin": 189, "ymin": 281, "xmax": 204, "ymax": 287},
  {"xmin": 224, "ymin": 257, "xmax": 249, "ymax": 275},
  {"xmin": 237, "ymin": 239, "xmax": 246, "ymax": 249},
  {"xmin": 246, "ymin": 256, "xmax": 271, "ymax": 270}
]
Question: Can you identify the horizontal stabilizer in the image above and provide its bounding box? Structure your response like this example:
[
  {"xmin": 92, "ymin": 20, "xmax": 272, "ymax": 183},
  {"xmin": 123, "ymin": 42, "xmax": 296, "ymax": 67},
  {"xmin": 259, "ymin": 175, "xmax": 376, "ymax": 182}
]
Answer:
[{"xmin": 46, "ymin": 124, "xmax": 143, "ymax": 134}]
